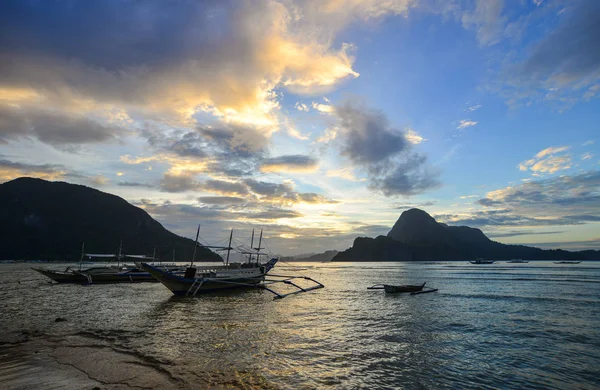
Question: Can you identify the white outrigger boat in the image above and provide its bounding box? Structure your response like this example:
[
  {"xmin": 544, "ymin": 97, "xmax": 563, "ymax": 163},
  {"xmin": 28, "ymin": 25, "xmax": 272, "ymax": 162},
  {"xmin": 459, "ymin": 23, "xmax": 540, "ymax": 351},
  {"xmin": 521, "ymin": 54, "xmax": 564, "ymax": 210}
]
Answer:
[{"xmin": 141, "ymin": 227, "xmax": 324, "ymax": 299}]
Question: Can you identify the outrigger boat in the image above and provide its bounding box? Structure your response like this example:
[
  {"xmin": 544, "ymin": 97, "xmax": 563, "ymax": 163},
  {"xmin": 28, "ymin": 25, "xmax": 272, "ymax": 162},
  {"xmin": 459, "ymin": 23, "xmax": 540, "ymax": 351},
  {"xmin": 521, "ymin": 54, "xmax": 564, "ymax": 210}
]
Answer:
[
  {"xmin": 32, "ymin": 243, "xmax": 183, "ymax": 284},
  {"xmin": 554, "ymin": 261, "xmax": 581, "ymax": 264},
  {"xmin": 141, "ymin": 227, "xmax": 324, "ymax": 299},
  {"xmin": 469, "ymin": 258, "xmax": 495, "ymax": 264},
  {"xmin": 367, "ymin": 282, "xmax": 427, "ymax": 293}
]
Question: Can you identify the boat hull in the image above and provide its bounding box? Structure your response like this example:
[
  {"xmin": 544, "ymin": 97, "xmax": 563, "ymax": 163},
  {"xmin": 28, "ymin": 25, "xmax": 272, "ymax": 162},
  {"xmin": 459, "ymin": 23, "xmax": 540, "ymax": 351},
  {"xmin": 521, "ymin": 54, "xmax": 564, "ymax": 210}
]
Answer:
[
  {"xmin": 141, "ymin": 263, "xmax": 267, "ymax": 296},
  {"xmin": 383, "ymin": 283, "xmax": 426, "ymax": 293},
  {"xmin": 31, "ymin": 267, "xmax": 88, "ymax": 283}
]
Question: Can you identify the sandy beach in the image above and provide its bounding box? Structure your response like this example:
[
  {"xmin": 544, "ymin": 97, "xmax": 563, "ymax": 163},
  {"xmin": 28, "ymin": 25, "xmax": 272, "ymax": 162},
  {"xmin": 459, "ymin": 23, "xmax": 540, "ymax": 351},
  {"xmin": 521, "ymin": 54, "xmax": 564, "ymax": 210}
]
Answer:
[{"xmin": 0, "ymin": 332, "xmax": 274, "ymax": 390}]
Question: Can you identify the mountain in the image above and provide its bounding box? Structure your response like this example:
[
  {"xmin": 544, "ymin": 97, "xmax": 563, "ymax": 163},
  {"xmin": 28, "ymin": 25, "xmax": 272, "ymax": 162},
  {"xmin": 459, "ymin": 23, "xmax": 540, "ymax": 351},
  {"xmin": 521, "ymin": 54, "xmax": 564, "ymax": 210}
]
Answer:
[
  {"xmin": 0, "ymin": 177, "xmax": 221, "ymax": 262},
  {"xmin": 333, "ymin": 208, "xmax": 600, "ymax": 261},
  {"xmin": 280, "ymin": 250, "xmax": 340, "ymax": 262}
]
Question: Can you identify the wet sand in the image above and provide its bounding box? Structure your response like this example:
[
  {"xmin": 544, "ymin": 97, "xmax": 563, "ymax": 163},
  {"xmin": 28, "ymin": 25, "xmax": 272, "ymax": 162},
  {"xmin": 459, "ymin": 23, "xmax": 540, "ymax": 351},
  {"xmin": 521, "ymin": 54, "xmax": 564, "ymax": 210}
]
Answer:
[{"xmin": 0, "ymin": 333, "xmax": 273, "ymax": 389}]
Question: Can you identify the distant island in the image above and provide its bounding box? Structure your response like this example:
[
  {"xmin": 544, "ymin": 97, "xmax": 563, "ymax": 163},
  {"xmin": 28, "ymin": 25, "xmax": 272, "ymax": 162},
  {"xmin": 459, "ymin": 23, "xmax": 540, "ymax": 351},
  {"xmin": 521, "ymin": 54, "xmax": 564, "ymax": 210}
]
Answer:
[
  {"xmin": 0, "ymin": 177, "xmax": 221, "ymax": 262},
  {"xmin": 280, "ymin": 250, "xmax": 339, "ymax": 262},
  {"xmin": 333, "ymin": 208, "xmax": 600, "ymax": 261}
]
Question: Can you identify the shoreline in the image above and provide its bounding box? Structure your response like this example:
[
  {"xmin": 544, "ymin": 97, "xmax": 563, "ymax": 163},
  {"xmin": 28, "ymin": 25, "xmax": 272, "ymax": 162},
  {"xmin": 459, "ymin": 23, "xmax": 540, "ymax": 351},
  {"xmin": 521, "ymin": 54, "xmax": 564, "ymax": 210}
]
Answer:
[{"xmin": 0, "ymin": 333, "xmax": 275, "ymax": 390}]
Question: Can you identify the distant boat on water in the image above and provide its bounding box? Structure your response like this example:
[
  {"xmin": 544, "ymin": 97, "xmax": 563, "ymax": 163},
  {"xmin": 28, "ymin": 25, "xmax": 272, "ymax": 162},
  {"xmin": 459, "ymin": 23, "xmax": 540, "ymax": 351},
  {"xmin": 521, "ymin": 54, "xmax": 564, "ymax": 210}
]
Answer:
[
  {"xmin": 470, "ymin": 258, "xmax": 495, "ymax": 264},
  {"xmin": 507, "ymin": 259, "xmax": 529, "ymax": 263},
  {"xmin": 554, "ymin": 261, "xmax": 581, "ymax": 264}
]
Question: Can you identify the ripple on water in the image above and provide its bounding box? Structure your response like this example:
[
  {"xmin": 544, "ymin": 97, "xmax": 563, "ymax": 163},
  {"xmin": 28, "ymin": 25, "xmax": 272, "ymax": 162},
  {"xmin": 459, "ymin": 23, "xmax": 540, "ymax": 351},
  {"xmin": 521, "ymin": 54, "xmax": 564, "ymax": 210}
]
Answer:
[{"xmin": 1, "ymin": 261, "xmax": 600, "ymax": 389}]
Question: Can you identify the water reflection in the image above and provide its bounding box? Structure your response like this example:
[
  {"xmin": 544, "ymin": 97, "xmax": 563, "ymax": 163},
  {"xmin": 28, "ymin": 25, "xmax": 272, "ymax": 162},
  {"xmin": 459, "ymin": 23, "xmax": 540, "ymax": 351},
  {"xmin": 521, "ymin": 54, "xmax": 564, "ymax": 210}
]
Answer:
[{"xmin": 1, "ymin": 262, "xmax": 600, "ymax": 389}]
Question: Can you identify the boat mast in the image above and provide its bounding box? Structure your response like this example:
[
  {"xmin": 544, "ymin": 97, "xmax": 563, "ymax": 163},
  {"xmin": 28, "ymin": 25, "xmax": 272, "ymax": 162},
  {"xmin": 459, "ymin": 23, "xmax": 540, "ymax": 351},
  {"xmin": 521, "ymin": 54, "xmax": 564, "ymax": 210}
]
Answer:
[
  {"xmin": 79, "ymin": 241, "xmax": 85, "ymax": 271},
  {"xmin": 191, "ymin": 224, "xmax": 200, "ymax": 267},
  {"xmin": 255, "ymin": 229, "xmax": 263, "ymax": 265},
  {"xmin": 118, "ymin": 240, "xmax": 123, "ymax": 267},
  {"xmin": 249, "ymin": 229, "xmax": 255, "ymax": 264},
  {"xmin": 152, "ymin": 247, "xmax": 157, "ymax": 265},
  {"xmin": 225, "ymin": 229, "xmax": 233, "ymax": 266}
]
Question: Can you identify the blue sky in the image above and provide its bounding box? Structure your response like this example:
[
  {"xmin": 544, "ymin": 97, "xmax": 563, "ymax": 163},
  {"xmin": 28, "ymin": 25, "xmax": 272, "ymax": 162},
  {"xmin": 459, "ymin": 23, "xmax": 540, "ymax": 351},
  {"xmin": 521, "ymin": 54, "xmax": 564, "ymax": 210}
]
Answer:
[{"xmin": 1, "ymin": 0, "xmax": 599, "ymax": 255}]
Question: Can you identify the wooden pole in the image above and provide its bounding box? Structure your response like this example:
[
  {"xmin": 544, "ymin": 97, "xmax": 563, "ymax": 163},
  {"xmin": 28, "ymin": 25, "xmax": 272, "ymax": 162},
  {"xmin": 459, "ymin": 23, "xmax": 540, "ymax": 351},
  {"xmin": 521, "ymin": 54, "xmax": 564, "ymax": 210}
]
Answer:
[
  {"xmin": 249, "ymin": 229, "xmax": 255, "ymax": 264},
  {"xmin": 226, "ymin": 229, "xmax": 233, "ymax": 265},
  {"xmin": 79, "ymin": 241, "xmax": 85, "ymax": 271},
  {"xmin": 255, "ymin": 229, "xmax": 263, "ymax": 264},
  {"xmin": 191, "ymin": 224, "xmax": 200, "ymax": 267}
]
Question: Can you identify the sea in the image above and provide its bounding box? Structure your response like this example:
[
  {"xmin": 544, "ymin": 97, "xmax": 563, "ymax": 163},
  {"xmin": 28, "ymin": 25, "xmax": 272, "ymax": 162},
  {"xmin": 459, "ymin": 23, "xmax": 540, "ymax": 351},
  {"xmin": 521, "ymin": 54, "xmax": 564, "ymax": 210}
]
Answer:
[{"xmin": 1, "ymin": 261, "xmax": 599, "ymax": 389}]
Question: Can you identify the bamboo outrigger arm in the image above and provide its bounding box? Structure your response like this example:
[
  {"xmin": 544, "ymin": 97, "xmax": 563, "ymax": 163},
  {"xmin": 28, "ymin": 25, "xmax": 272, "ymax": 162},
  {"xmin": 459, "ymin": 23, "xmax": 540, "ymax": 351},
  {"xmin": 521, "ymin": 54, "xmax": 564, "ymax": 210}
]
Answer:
[{"xmin": 190, "ymin": 274, "xmax": 325, "ymax": 299}]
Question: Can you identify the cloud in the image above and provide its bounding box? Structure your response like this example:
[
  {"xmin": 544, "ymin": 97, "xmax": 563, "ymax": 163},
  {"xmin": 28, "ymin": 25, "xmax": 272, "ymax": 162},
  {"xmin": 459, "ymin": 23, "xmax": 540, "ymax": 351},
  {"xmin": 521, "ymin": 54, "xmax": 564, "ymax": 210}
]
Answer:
[
  {"xmin": 0, "ymin": 102, "xmax": 117, "ymax": 146},
  {"xmin": 518, "ymin": 146, "xmax": 571, "ymax": 174},
  {"xmin": 469, "ymin": 170, "xmax": 600, "ymax": 229},
  {"xmin": 405, "ymin": 128, "xmax": 426, "ymax": 144},
  {"xmin": 535, "ymin": 146, "xmax": 570, "ymax": 159},
  {"xmin": 325, "ymin": 167, "xmax": 366, "ymax": 182},
  {"xmin": 202, "ymin": 179, "xmax": 250, "ymax": 196},
  {"xmin": 334, "ymin": 101, "xmax": 439, "ymax": 196},
  {"xmin": 295, "ymin": 103, "xmax": 309, "ymax": 112},
  {"xmin": 465, "ymin": 104, "xmax": 482, "ymax": 112},
  {"xmin": 0, "ymin": 159, "xmax": 68, "ymax": 182},
  {"xmin": 117, "ymin": 181, "xmax": 155, "ymax": 189},
  {"xmin": 581, "ymin": 152, "xmax": 593, "ymax": 161},
  {"xmin": 0, "ymin": 0, "xmax": 390, "ymax": 138},
  {"xmin": 461, "ymin": 0, "xmax": 507, "ymax": 46},
  {"xmin": 506, "ymin": 0, "xmax": 600, "ymax": 105},
  {"xmin": 198, "ymin": 196, "xmax": 247, "ymax": 205},
  {"xmin": 487, "ymin": 230, "xmax": 562, "ymax": 238},
  {"xmin": 159, "ymin": 173, "xmax": 201, "ymax": 193},
  {"xmin": 457, "ymin": 120, "xmax": 478, "ymax": 129},
  {"xmin": 312, "ymin": 102, "xmax": 334, "ymax": 113},
  {"xmin": 259, "ymin": 155, "xmax": 319, "ymax": 173}
]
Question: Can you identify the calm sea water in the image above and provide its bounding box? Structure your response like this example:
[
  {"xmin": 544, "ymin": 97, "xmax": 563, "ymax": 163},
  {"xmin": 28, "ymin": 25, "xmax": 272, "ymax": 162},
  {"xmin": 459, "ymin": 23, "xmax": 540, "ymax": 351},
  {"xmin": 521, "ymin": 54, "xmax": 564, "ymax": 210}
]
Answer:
[{"xmin": 1, "ymin": 261, "xmax": 599, "ymax": 389}]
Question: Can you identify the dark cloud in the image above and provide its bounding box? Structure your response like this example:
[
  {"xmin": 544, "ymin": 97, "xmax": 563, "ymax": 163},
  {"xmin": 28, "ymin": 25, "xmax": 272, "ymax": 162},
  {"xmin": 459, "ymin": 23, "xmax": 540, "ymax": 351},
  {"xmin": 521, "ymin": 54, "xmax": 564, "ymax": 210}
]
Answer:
[
  {"xmin": 0, "ymin": 159, "xmax": 67, "ymax": 181},
  {"xmin": 0, "ymin": 1, "xmax": 229, "ymax": 71},
  {"xmin": 203, "ymin": 179, "xmax": 249, "ymax": 196},
  {"xmin": 487, "ymin": 230, "xmax": 564, "ymax": 239},
  {"xmin": 478, "ymin": 170, "xmax": 600, "ymax": 210},
  {"xmin": 392, "ymin": 201, "xmax": 436, "ymax": 209},
  {"xmin": 0, "ymin": 104, "xmax": 116, "ymax": 146},
  {"xmin": 198, "ymin": 196, "xmax": 246, "ymax": 205},
  {"xmin": 336, "ymin": 102, "xmax": 408, "ymax": 165},
  {"xmin": 334, "ymin": 101, "xmax": 440, "ymax": 196},
  {"xmin": 250, "ymin": 209, "xmax": 303, "ymax": 220},
  {"xmin": 260, "ymin": 154, "xmax": 318, "ymax": 172},
  {"xmin": 244, "ymin": 179, "xmax": 293, "ymax": 197},
  {"xmin": 508, "ymin": 0, "xmax": 600, "ymax": 103},
  {"xmin": 117, "ymin": 181, "xmax": 155, "ymax": 189},
  {"xmin": 159, "ymin": 174, "xmax": 201, "ymax": 193}
]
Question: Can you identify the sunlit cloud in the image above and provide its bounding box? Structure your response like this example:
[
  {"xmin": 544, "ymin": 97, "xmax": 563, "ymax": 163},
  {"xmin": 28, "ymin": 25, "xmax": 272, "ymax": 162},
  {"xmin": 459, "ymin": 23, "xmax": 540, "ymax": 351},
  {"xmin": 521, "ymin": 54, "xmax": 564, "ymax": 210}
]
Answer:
[
  {"xmin": 312, "ymin": 102, "xmax": 334, "ymax": 113},
  {"xmin": 405, "ymin": 128, "xmax": 426, "ymax": 144},
  {"xmin": 581, "ymin": 152, "xmax": 593, "ymax": 160},
  {"xmin": 518, "ymin": 146, "xmax": 572, "ymax": 174},
  {"xmin": 295, "ymin": 103, "xmax": 310, "ymax": 112},
  {"xmin": 457, "ymin": 119, "xmax": 478, "ymax": 129},
  {"xmin": 326, "ymin": 167, "xmax": 366, "ymax": 182}
]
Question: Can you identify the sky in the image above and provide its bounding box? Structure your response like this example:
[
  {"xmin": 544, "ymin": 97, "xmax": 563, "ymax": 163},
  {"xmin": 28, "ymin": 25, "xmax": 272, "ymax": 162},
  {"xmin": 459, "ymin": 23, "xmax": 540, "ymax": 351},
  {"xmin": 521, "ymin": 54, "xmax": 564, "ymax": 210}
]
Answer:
[{"xmin": 1, "ymin": 0, "xmax": 599, "ymax": 255}]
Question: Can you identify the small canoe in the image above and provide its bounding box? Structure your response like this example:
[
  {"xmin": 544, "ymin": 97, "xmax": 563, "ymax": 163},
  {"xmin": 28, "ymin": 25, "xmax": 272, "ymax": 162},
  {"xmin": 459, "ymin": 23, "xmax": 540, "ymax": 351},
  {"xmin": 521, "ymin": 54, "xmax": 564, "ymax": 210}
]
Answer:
[{"xmin": 368, "ymin": 282, "xmax": 426, "ymax": 293}]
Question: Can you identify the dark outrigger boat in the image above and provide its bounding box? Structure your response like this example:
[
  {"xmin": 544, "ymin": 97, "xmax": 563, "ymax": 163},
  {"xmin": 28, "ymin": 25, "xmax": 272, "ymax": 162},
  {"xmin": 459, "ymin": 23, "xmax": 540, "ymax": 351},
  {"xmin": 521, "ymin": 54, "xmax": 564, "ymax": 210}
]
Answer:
[
  {"xmin": 32, "ymin": 243, "xmax": 183, "ymax": 284},
  {"xmin": 142, "ymin": 227, "xmax": 324, "ymax": 299},
  {"xmin": 368, "ymin": 282, "xmax": 427, "ymax": 293}
]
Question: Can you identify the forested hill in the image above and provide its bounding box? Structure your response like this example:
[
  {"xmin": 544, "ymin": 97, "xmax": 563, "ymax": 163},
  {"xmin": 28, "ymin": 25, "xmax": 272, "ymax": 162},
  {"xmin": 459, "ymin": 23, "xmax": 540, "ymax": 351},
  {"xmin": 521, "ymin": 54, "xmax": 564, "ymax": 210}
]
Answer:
[
  {"xmin": 0, "ymin": 177, "xmax": 221, "ymax": 262},
  {"xmin": 333, "ymin": 208, "xmax": 600, "ymax": 261}
]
